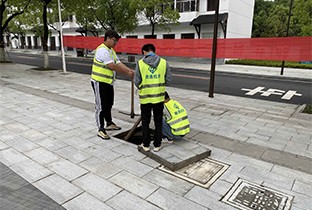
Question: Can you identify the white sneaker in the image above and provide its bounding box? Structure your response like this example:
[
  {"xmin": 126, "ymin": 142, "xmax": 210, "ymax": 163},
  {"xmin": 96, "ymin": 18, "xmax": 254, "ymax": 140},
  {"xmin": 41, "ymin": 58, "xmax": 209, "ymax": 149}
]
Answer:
[
  {"xmin": 162, "ymin": 137, "xmax": 173, "ymax": 144},
  {"xmin": 138, "ymin": 144, "xmax": 150, "ymax": 152},
  {"xmin": 153, "ymin": 146, "xmax": 162, "ymax": 152}
]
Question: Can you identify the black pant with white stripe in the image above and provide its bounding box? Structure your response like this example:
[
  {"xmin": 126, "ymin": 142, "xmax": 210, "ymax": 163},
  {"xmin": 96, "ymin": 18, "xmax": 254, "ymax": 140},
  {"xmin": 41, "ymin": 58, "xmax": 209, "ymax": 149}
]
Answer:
[{"xmin": 91, "ymin": 80, "xmax": 114, "ymax": 130}]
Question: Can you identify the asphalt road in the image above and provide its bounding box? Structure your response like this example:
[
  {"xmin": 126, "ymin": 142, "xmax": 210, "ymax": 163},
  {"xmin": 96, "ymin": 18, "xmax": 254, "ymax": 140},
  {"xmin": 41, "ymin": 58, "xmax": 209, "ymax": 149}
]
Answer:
[{"xmin": 6, "ymin": 51, "xmax": 312, "ymax": 105}]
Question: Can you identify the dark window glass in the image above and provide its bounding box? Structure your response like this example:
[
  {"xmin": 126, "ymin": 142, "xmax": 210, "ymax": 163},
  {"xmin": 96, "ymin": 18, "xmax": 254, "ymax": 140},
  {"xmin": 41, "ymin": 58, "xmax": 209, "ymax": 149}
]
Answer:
[
  {"xmin": 181, "ymin": 33, "xmax": 195, "ymax": 39},
  {"xmin": 144, "ymin": 35, "xmax": 157, "ymax": 39},
  {"xmin": 207, "ymin": 0, "xmax": 217, "ymax": 11},
  {"xmin": 163, "ymin": 34, "xmax": 175, "ymax": 39}
]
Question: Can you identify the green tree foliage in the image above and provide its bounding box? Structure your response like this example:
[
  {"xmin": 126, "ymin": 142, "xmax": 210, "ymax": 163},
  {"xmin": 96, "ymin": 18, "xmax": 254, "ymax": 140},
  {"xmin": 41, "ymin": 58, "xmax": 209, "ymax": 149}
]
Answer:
[
  {"xmin": 0, "ymin": 0, "xmax": 32, "ymax": 61},
  {"xmin": 292, "ymin": 0, "xmax": 312, "ymax": 36},
  {"xmin": 66, "ymin": 0, "xmax": 138, "ymax": 35},
  {"xmin": 252, "ymin": 0, "xmax": 312, "ymax": 37},
  {"xmin": 138, "ymin": 0, "xmax": 180, "ymax": 35}
]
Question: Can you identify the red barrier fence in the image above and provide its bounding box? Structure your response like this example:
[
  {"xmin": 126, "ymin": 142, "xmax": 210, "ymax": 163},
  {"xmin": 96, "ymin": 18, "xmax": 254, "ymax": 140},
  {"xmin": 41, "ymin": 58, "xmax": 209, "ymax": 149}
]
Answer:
[{"xmin": 63, "ymin": 36, "xmax": 311, "ymax": 62}]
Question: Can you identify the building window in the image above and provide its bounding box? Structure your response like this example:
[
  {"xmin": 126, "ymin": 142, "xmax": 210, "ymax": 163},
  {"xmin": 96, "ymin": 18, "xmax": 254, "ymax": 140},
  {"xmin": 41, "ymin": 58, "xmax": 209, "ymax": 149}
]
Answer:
[
  {"xmin": 176, "ymin": 0, "xmax": 199, "ymax": 12},
  {"xmin": 144, "ymin": 35, "xmax": 157, "ymax": 39},
  {"xmin": 163, "ymin": 34, "xmax": 175, "ymax": 39},
  {"xmin": 126, "ymin": 35, "xmax": 138, "ymax": 38},
  {"xmin": 181, "ymin": 33, "xmax": 195, "ymax": 39},
  {"xmin": 207, "ymin": 0, "xmax": 217, "ymax": 11}
]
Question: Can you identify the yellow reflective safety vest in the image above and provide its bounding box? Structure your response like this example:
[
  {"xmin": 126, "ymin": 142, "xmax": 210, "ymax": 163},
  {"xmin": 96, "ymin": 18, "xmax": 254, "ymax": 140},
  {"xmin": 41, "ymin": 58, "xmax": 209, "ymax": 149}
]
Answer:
[
  {"xmin": 165, "ymin": 99, "xmax": 190, "ymax": 136},
  {"xmin": 138, "ymin": 58, "xmax": 166, "ymax": 104},
  {"xmin": 91, "ymin": 44, "xmax": 117, "ymax": 84}
]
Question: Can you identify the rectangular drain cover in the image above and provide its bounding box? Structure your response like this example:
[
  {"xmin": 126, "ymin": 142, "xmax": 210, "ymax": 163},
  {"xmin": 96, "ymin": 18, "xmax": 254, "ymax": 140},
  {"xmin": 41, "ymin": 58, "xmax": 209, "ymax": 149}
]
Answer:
[
  {"xmin": 158, "ymin": 158, "xmax": 229, "ymax": 188},
  {"xmin": 222, "ymin": 179, "xmax": 293, "ymax": 210}
]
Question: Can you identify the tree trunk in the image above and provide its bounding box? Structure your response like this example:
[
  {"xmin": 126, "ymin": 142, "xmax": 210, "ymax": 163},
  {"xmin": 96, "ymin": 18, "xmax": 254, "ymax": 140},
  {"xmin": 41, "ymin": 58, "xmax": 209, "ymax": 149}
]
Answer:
[
  {"xmin": 151, "ymin": 23, "xmax": 155, "ymax": 36},
  {"xmin": 0, "ymin": 28, "xmax": 7, "ymax": 61},
  {"xmin": 43, "ymin": 50, "xmax": 49, "ymax": 68},
  {"xmin": 0, "ymin": 47, "xmax": 6, "ymax": 62},
  {"xmin": 42, "ymin": 2, "xmax": 49, "ymax": 68}
]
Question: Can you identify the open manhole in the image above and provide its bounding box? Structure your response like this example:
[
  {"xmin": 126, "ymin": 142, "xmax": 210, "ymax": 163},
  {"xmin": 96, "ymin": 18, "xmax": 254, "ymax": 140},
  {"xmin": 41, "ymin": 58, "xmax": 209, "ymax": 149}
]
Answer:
[
  {"xmin": 114, "ymin": 126, "xmax": 153, "ymax": 145},
  {"xmin": 158, "ymin": 158, "xmax": 229, "ymax": 188},
  {"xmin": 222, "ymin": 179, "xmax": 293, "ymax": 210}
]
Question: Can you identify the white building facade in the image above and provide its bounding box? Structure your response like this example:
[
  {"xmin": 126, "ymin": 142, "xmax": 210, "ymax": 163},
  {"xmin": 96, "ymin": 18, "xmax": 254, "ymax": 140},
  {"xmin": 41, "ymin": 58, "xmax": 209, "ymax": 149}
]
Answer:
[
  {"xmin": 5, "ymin": 0, "xmax": 255, "ymax": 50},
  {"xmin": 126, "ymin": 0, "xmax": 255, "ymax": 39}
]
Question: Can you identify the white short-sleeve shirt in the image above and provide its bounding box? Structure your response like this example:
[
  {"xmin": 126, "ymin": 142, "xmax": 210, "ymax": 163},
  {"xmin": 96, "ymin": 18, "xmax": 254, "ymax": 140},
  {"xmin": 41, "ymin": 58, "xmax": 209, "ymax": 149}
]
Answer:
[{"xmin": 95, "ymin": 47, "xmax": 121, "ymax": 65}]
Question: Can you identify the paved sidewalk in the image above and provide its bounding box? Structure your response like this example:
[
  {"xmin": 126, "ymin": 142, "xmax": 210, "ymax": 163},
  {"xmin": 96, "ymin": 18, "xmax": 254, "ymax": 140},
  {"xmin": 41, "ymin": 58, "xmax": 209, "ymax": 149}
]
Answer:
[{"xmin": 1, "ymin": 62, "xmax": 312, "ymax": 210}]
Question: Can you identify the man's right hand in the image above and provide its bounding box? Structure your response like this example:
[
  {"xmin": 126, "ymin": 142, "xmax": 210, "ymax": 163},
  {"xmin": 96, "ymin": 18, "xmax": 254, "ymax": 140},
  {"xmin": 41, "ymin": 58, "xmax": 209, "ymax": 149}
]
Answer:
[{"xmin": 128, "ymin": 70, "xmax": 134, "ymax": 79}]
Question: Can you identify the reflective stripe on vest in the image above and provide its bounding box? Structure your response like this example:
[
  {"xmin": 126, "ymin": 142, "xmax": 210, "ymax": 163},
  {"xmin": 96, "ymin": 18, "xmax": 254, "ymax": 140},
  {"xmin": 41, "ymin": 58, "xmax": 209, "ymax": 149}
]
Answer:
[
  {"xmin": 138, "ymin": 58, "xmax": 166, "ymax": 104},
  {"xmin": 165, "ymin": 99, "xmax": 190, "ymax": 135},
  {"xmin": 91, "ymin": 44, "xmax": 116, "ymax": 84}
]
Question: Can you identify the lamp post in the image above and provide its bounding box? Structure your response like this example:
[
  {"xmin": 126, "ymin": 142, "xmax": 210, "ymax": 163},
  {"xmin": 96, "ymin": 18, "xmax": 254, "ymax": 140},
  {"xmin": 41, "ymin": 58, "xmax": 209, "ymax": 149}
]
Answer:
[
  {"xmin": 57, "ymin": 0, "xmax": 67, "ymax": 74},
  {"xmin": 209, "ymin": 0, "xmax": 220, "ymax": 97},
  {"xmin": 280, "ymin": 0, "xmax": 294, "ymax": 75}
]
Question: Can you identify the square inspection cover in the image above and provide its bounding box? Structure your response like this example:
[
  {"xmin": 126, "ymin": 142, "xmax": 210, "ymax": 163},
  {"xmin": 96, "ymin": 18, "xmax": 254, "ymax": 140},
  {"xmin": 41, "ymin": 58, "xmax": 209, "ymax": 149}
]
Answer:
[
  {"xmin": 222, "ymin": 179, "xmax": 294, "ymax": 210},
  {"xmin": 158, "ymin": 158, "xmax": 229, "ymax": 188}
]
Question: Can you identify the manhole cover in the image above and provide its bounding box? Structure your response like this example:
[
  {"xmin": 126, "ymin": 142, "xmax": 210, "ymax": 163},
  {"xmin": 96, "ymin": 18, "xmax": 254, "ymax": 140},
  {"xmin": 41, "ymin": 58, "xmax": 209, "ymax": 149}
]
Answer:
[
  {"xmin": 158, "ymin": 158, "xmax": 229, "ymax": 188},
  {"xmin": 222, "ymin": 179, "xmax": 293, "ymax": 210}
]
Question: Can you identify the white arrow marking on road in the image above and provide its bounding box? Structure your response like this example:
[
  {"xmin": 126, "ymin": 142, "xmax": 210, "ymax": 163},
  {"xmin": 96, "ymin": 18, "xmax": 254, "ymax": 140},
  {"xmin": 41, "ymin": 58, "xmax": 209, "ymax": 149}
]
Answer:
[
  {"xmin": 281, "ymin": 90, "xmax": 303, "ymax": 100},
  {"xmin": 260, "ymin": 89, "xmax": 285, "ymax": 96},
  {"xmin": 241, "ymin": 86, "xmax": 265, "ymax": 95}
]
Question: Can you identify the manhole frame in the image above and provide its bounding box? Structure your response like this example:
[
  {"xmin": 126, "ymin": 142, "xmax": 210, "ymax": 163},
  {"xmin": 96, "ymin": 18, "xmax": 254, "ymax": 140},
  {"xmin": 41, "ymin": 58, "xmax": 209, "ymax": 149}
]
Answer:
[
  {"xmin": 221, "ymin": 178, "xmax": 294, "ymax": 210},
  {"xmin": 158, "ymin": 158, "xmax": 229, "ymax": 188}
]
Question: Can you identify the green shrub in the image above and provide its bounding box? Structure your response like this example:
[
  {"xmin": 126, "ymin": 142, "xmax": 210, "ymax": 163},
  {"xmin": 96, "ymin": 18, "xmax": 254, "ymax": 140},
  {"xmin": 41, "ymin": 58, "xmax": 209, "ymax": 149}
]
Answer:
[
  {"xmin": 225, "ymin": 59, "xmax": 312, "ymax": 69},
  {"xmin": 303, "ymin": 104, "xmax": 312, "ymax": 114}
]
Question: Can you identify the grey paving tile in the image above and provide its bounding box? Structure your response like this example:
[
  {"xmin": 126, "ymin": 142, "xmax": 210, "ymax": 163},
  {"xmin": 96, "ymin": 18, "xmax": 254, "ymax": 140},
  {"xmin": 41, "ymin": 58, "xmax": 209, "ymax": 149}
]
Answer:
[
  {"xmin": 143, "ymin": 169, "xmax": 194, "ymax": 196},
  {"xmin": 33, "ymin": 174, "xmax": 83, "ymax": 204},
  {"xmin": 20, "ymin": 129, "xmax": 47, "ymax": 141},
  {"xmin": 73, "ymin": 173, "xmax": 122, "ymax": 202},
  {"xmin": 35, "ymin": 138, "xmax": 68, "ymax": 151},
  {"xmin": 147, "ymin": 187, "xmax": 207, "ymax": 210},
  {"xmin": 46, "ymin": 159, "xmax": 88, "ymax": 181},
  {"xmin": 78, "ymin": 157, "xmax": 122, "ymax": 179},
  {"xmin": 63, "ymin": 192, "xmax": 113, "ymax": 210},
  {"xmin": 271, "ymin": 165, "xmax": 312, "ymax": 185},
  {"xmin": 3, "ymin": 122, "xmax": 30, "ymax": 132},
  {"xmin": 0, "ymin": 141, "xmax": 9, "ymax": 150},
  {"xmin": 110, "ymin": 141, "xmax": 146, "ymax": 160},
  {"xmin": 5, "ymin": 137, "xmax": 40, "ymax": 152},
  {"xmin": 226, "ymin": 153, "xmax": 274, "ymax": 172},
  {"xmin": 109, "ymin": 171, "xmax": 158, "ymax": 199},
  {"xmin": 0, "ymin": 148, "xmax": 29, "ymax": 166},
  {"xmin": 24, "ymin": 147, "xmax": 60, "ymax": 165},
  {"xmin": 106, "ymin": 190, "xmax": 161, "ymax": 210},
  {"xmin": 83, "ymin": 144, "xmax": 122, "ymax": 162},
  {"xmin": 240, "ymin": 165, "xmax": 294, "ymax": 190},
  {"xmin": 111, "ymin": 156, "xmax": 154, "ymax": 177},
  {"xmin": 293, "ymin": 180, "xmax": 312, "ymax": 196},
  {"xmin": 184, "ymin": 186, "xmax": 235, "ymax": 210},
  {"xmin": 10, "ymin": 159, "xmax": 53, "ymax": 183},
  {"xmin": 291, "ymin": 192, "xmax": 312, "ymax": 210},
  {"xmin": 55, "ymin": 146, "xmax": 91, "ymax": 164}
]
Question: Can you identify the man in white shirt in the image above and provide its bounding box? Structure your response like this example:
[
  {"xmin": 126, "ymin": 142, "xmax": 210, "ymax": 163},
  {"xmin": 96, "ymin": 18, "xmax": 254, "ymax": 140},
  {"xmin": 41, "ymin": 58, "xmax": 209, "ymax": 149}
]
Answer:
[{"xmin": 91, "ymin": 30, "xmax": 134, "ymax": 140}]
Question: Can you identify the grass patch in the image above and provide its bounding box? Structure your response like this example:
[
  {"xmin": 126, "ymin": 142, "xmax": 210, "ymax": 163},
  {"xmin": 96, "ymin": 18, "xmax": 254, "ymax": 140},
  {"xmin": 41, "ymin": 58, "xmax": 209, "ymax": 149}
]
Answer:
[
  {"xmin": 225, "ymin": 59, "xmax": 312, "ymax": 69},
  {"xmin": 303, "ymin": 104, "xmax": 312, "ymax": 114}
]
